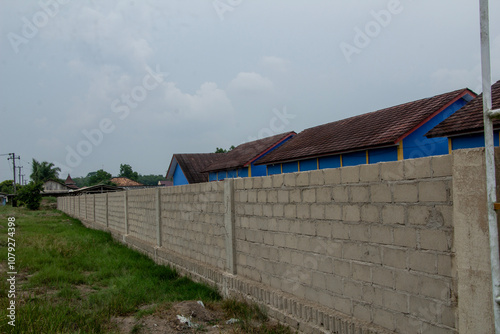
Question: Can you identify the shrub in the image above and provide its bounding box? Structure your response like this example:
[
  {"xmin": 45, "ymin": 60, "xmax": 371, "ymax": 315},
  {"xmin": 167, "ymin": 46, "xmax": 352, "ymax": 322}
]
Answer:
[{"xmin": 17, "ymin": 181, "xmax": 43, "ymax": 210}]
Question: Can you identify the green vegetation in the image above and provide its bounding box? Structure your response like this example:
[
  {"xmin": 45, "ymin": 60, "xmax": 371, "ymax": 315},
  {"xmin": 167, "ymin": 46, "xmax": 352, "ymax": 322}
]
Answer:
[
  {"xmin": 215, "ymin": 145, "xmax": 235, "ymax": 153},
  {"xmin": 0, "ymin": 180, "xmax": 15, "ymax": 194},
  {"xmin": 30, "ymin": 159, "xmax": 61, "ymax": 183},
  {"xmin": 15, "ymin": 182, "xmax": 43, "ymax": 210},
  {"xmin": 0, "ymin": 206, "xmax": 219, "ymax": 333},
  {"xmin": 118, "ymin": 164, "xmax": 139, "ymax": 182},
  {"xmin": 0, "ymin": 206, "xmax": 292, "ymax": 333}
]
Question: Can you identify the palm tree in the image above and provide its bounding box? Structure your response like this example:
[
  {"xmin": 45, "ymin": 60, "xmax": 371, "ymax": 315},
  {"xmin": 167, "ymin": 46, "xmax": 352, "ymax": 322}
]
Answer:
[{"xmin": 30, "ymin": 159, "xmax": 61, "ymax": 183}]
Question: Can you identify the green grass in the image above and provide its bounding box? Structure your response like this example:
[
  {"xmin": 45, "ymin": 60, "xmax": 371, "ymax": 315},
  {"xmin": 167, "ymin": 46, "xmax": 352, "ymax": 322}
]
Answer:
[{"xmin": 0, "ymin": 205, "xmax": 220, "ymax": 333}]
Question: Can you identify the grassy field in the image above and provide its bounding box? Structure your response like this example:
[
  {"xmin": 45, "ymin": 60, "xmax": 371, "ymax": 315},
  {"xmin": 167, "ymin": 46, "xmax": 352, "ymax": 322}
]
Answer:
[{"xmin": 0, "ymin": 202, "xmax": 291, "ymax": 334}]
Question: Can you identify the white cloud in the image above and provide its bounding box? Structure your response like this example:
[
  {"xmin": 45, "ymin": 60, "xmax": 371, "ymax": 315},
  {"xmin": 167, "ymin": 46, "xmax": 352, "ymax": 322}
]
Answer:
[
  {"xmin": 227, "ymin": 72, "xmax": 274, "ymax": 95},
  {"xmin": 157, "ymin": 81, "xmax": 234, "ymax": 122},
  {"xmin": 260, "ymin": 56, "xmax": 290, "ymax": 73}
]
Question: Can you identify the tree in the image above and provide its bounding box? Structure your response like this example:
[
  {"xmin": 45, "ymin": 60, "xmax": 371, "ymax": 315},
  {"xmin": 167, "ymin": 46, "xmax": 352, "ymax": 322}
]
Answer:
[
  {"xmin": 88, "ymin": 169, "xmax": 113, "ymax": 186},
  {"xmin": 137, "ymin": 174, "xmax": 165, "ymax": 186},
  {"xmin": 0, "ymin": 180, "xmax": 15, "ymax": 194},
  {"xmin": 17, "ymin": 181, "xmax": 43, "ymax": 210},
  {"xmin": 119, "ymin": 164, "xmax": 139, "ymax": 181},
  {"xmin": 214, "ymin": 145, "xmax": 235, "ymax": 153},
  {"xmin": 30, "ymin": 159, "xmax": 61, "ymax": 183}
]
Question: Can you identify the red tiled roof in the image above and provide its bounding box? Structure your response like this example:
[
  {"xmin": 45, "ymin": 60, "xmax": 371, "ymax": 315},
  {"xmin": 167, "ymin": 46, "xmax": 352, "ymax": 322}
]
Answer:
[
  {"xmin": 426, "ymin": 80, "xmax": 500, "ymax": 138},
  {"xmin": 110, "ymin": 177, "xmax": 143, "ymax": 187},
  {"xmin": 203, "ymin": 132, "xmax": 296, "ymax": 172},
  {"xmin": 168, "ymin": 153, "xmax": 224, "ymax": 184},
  {"xmin": 257, "ymin": 89, "xmax": 474, "ymax": 165}
]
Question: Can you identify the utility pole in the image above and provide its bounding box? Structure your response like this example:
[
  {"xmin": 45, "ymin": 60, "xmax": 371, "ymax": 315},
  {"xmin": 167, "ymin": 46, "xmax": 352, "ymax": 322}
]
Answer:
[
  {"xmin": 17, "ymin": 166, "xmax": 23, "ymax": 187},
  {"xmin": 7, "ymin": 153, "xmax": 20, "ymax": 194}
]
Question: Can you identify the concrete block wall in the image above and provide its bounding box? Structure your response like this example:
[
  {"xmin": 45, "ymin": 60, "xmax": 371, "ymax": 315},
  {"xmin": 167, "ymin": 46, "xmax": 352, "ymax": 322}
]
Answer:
[
  {"xmin": 108, "ymin": 192, "xmax": 126, "ymax": 234},
  {"xmin": 127, "ymin": 189, "xmax": 157, "ymax": 244},
  {"xmin": 95, "ymin": 194, "xmax": 107, "ymax": 226},
  {"xmin": 57, "ymin": 149, "xmax": 498, "ymax": 334},
  {"xmin": 233, "ymin": 155, "xmax": 455, "ymax": 334},
  {"xmin": 160, "ymin": 182, "xmax": 226, "ymax": 271}
]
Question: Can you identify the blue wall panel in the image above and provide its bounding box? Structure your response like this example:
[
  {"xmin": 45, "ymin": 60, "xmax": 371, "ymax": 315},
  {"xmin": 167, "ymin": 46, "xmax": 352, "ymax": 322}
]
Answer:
[
  {"xmin": 300, "ymin": 158, "xmax": 317, "ymax": 171},
  {"xmin": 282, "ymin": 162, "xmax": 299, "ymax": 173},
  {"xmin": 209, "ymin": 172, "xmax": 217, "ymax": 181},
  {"xmin": 237, "ymin": 168, "xmax": 248, "ymax": 178},
  {"xmin": 267, "ymin": 164, "xmax": 281, "ymax": 175},
  {"xmin": 173, "ymin": 165, "xmax": 189, "ymax": 186},
  {"xmin": 227, "ymin": 170, "xmax": 237, "ymax": 178},
  {"xmin": 251, "ymin": 163, "xmax": 267, "ymax": 177},
  {"xmin": 217, "ymin": 171, "xmax": 227, "ymax": 181},
  {"xmin": 403, "ymin": 99, "xmax": 468, "ymax": 159},
  {"xmin": 368, "ymin": 147, "xmax": 398, "ymax": 164},
  {"xmin": 318, "ymin": 156, "xmax": 341, "ymax": 169},
  {"xmin": 452, "ymin": 132, "xmax": 499, "ymax": 150},
  {"xmin": 342, "ymin": 151, "xmax": 366, "ymax": 167}
]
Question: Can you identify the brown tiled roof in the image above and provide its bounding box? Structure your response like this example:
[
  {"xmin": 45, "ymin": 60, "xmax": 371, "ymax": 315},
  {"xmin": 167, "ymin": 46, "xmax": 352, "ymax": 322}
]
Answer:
[
  {"xmin": 168, "ymin": 153, "xmax": 224, "ymax": 184},
  {"xmin": 257, "ymin": 89, "xmax": 474, "ymax": 165},
  {"xmin": 110, "ymin": 177, "xmax": 144, "ymax": 187},
  {"xmin": 203, "ymin": 132, "xmax": 296, "ymax": 172},
  {"xmin": 64, "ymin": 174, "xmax": 79, "ymax": 189},
  {"xmin": 426, "ymin": 80, "xmax": 500, "ymax": 138}
]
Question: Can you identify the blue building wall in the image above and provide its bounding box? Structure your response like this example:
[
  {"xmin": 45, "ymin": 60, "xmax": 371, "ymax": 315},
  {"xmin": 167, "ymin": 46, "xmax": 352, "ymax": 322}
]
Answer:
[
  {"xmin": 173, "ymin": 165, "xmax": 189, "ymax": 186},
  {"xmin": 403, "ymin": 99, "xmax": 468, "ymax": 160},
  {"xmin": 209, "ymin": 172, "xmax": 217, "ymax": 181},
  {"xmin": 319, "ymin": 156, "xmax": 341, "ymax": 169},
  {"xmin": 282, "ymin": 161, "xmax": 299, "ymax": 173},
  {"xmin": 237, "ymin": 168, "xmax": 249, "ymax": 178},
  {"xmin": 300, "ymin": 158, "xmax": 317, "ymax": 171},
  {"xmin": 267, "ymin": 164, "xmax": 281, "ymax": 175},
  {"xmin": 368, "ymin": 147, "xmax": 398, "ymax": 164},
  {"xmin": 451, "ymin": 132, "xmax": 500, "ymax": 150},
  {"xmin": 342, "ymin": 151, "xmax": 366, "ymax": 167}
]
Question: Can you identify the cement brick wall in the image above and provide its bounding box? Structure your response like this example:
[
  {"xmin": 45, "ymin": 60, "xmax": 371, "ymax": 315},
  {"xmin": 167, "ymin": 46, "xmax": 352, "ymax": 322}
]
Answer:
[
  {"xmin": 127, "ymin": 189, "xmax": 157, "ymax": 244},
  {"xmin": 233, "ymin": 155, "xmax": 454, "ymax": 333},
  {"xmin": 161, "ymin": 182, "xmax": 226, "ymax": 271},
  {"xmin": 108, "ymin": 192, "xmax": 125, "ymax": 233},
  {"xmin": 95, "ymin": 194, "xmax": 107, "ymax": 226},
  {"xmin": 57, "ymin": 150, "xmax": 498, "ymax": 334}
]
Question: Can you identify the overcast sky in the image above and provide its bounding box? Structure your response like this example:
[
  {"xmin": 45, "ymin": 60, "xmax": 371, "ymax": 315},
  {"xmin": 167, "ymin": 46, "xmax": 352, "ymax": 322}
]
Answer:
[{"xmin": 1, "ymin": 0, "xmax": 499, "ymax": 181}]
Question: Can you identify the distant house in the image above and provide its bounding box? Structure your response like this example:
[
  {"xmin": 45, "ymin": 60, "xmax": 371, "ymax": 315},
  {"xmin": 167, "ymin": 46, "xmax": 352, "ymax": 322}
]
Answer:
[
  {"xmin": 204, "ymin": 131, "xmax": 296, "ymax": 181},
  {"xmin": 69, "ymin": 184, "xmax": 124, "ymax": 195},
  {"xmin": 158, "ymin": 180, "xmax": 173, "ymax": 187},
  {"xmin": 256, "ymin": 88, "xmax": 476, "ymax": 174},
  {"xmin": 166, "ymin": 153, "xmax": 223, "ymax": 186},
  {"xmin": 42, "ymin": 179, "xmax": 72, "ymax": 196},
  {"xmin": 64, "ymin": 174, "xmax": 79, "ymax": 190},
  {"xmin": 110, "ymin": 177, "xmax": 144, "ymax": 189},
  {"xmin": 426, "ymin": 80, "xmax": 500, "ymax": 150}
]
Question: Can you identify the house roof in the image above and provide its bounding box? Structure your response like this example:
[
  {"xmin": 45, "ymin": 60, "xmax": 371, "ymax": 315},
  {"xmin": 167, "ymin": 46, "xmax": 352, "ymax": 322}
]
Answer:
[
  {"xmin": 257, "ymin": 89, "xmax": 475, "ymax": 165},
  {"xmin": 203, "ymin": 131, "xmax": 296, "ymax": 172},
  {"xmin": 64, "ymin": 174, "xmax": 79, "ymax": 189},
  {"xmin": 166, "ymin": 153, "xmax": 224, "ymax": 184},
  {"xmin": 110, "ymin": 177, "xmax": 143, "ymax": 187},
  {"xmin": 69, "ymin": 184, "xmax": 124, "ymax": 194},
  {"xmin": 426, "ymin": 80, "xmax": 500, "ymax": 138}
]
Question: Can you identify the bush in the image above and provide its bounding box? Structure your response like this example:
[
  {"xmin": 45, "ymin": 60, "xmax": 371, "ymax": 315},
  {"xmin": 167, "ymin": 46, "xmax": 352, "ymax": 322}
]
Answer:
[{"xmin": 17, "ymin": 181, "xmax": 43, "ymax": 210}]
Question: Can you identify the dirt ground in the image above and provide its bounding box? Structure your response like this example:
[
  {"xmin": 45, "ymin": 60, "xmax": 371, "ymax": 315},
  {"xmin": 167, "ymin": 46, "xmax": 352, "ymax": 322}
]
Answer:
[{"xmin": 113, "ymin": 300, "xmax": 254, "ymax": 334}]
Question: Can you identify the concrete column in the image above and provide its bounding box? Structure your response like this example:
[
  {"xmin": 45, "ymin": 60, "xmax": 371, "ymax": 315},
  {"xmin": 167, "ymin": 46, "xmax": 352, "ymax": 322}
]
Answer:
[
  {"xmin": 124, "ymin": 191, "xmax": 129, "ymax": 234},
  {"xmin": 224, "ymin": 178, "xmax": 236, "ymax": 274},
  {"xmin": 93, "ymin": 194, "xmax": 96, "ymax": 222},
  {"xmin": 105, "ymin": 193, "xmax": 109, "ymax": 228},
  {"xmin": 453, "ymin": 148, "xmax": 495, "ymax": 333},
  {"xmin": 156, "ymin": 188, "xmax": 162, "ymax": 247}
]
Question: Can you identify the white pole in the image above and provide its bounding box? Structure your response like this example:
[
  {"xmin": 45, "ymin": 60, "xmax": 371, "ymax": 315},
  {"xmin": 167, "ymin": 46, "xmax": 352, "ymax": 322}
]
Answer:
[{"xmin": 480, "ymin": 0, "xmax": 500, "ymax": 332}]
